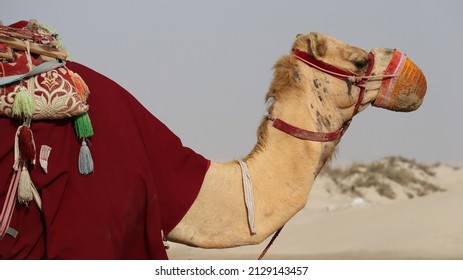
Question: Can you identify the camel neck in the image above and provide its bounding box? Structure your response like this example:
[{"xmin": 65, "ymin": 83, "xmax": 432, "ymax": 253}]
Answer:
[{"xmin": 246, "ymin": 110, "xmax": 336, "ymax": 205}]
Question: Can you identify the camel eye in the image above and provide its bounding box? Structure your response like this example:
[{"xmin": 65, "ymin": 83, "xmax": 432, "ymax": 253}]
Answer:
[{"xmin": 354, "ymin": 58, "xmax": 369, "ymax": 69}]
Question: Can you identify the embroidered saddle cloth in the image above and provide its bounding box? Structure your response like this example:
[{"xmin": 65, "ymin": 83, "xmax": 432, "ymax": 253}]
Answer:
[{"xmin": 0, "ymin": 19, "xmax": 89, "ymax": 119}]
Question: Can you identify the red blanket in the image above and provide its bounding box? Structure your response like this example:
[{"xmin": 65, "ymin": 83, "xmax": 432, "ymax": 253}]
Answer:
[{"xmin": 0, "ymin": 62, "xmax": 209, "ymax": 259}]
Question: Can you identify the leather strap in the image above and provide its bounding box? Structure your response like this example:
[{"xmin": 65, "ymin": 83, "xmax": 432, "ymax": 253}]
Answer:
[
  {"xmin": 292, "ymin": 49, "xmax": 357, "ymax": 80},
  {"xmin": 258, "ymin": 227, "xmax": 283, "ymax": 260},
  {"xmin": 267, "ymin": 51, "xmax": 375, "ymax": 143},
  {"xmin": 270, "ymin": 115, "xmax": 349, "ymax": 142}
]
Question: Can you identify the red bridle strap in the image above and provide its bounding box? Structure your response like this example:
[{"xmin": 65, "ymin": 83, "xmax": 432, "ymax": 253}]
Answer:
[
  {"xmin": 268, "ymin": 115, "xmax": 350, "ymax": 142},
  {"xmin": 292, "ymin": 49, "xmax": 358, "ymax": 80},
  {"xmin": 267, "ymin": 50, "xmax": 374, "ymax": 142}
]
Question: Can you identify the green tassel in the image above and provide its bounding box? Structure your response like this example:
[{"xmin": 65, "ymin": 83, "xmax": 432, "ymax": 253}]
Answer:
[
  {"xmin": 12, "ymin": 86, "xmax": 35, "ymax": 118},
  {"xmin": 75, "ymin": 113, "xmax": 94, "ymax": 175},
  {"xmin": 74, "ymin": 112, "xmax": 94, "ymax": 139}
]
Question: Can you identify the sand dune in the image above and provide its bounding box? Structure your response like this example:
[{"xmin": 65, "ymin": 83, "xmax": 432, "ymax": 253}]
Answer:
[{"xmin": 168, "ymin": 158, "xmax": 463, "ymax": 260}]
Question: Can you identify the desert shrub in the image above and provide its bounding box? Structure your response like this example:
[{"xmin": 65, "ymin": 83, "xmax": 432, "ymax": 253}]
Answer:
[
  {"xmin": 376, "ymin": 184, "xmax": 396, "ymax": 199},
  {"xmin": 321, "ymin": 156, "xmax": 443, "ymax": 200}
]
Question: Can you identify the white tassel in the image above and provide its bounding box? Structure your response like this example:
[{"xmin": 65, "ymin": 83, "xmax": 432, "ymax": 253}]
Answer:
[
  {"xmin": 17, "ymin": 166, "xmax": 34, "ymax": 206},
  {"xmin": 78, "ymin": 140, "xmax": 94, "ymax": 175}
]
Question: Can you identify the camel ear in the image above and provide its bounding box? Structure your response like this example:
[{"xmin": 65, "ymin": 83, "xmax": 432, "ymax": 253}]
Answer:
[{"xmin": 308, "ymin": 32, "xmax": 327, "ymax": 59}]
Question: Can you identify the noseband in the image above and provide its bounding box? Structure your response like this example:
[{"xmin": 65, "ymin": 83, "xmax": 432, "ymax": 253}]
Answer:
[{"xmin": 266, "ymin": 49, "xmax": 375, "ymax": 142}]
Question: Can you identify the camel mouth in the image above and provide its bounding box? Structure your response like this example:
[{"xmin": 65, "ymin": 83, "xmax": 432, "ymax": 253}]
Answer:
[{"xmin": 369, "ymin": 49, "xmax": 427, "ymax": 112}]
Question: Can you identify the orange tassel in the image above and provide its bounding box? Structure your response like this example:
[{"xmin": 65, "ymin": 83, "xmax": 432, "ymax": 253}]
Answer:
[{"xmin": 69, "ymin": 70, "xmax": 90, "ymax": 101}]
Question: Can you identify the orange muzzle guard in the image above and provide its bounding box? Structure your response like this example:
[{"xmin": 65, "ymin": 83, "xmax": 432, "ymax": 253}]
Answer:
[{"xmin": 372, "ymin": 49, "xmax": 427, "ymax": 112}]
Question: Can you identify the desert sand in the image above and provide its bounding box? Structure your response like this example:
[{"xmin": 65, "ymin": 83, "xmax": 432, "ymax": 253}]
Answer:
[{"xmin": 168, "ymin": 157, "xmax": 463, "ymax": 260}]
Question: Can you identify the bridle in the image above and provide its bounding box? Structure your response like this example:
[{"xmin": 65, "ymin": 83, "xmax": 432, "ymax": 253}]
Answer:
[
  {"xmin": 266, "ymin": 48, "xmax": 376, "ymax": 142},
  {"xmin": 257, "ymin": 48, "xmax": 378, "ymax": 260}
]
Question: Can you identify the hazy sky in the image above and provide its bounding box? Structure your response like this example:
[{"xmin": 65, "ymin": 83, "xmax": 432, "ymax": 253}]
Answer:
[{"xmin": 2, "ymin": 0, "xmax": 462, "ymax": 166}]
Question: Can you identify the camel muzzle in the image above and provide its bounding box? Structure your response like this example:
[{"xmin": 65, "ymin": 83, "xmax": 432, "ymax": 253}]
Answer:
[{"xmin": 370, "ymin": 48, "xmax": 427, "ymax": 112}]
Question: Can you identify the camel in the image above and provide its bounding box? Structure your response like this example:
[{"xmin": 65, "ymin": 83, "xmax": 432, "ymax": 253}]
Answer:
[
  {"xmin": 168, "ymin": 32, "xmax": 427, "ymax": 250},
  {"xmin": 0, "ymin": 20, "xmax": 426, "ymax": 259}
]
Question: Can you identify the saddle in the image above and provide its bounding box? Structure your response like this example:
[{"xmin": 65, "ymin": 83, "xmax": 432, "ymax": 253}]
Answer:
[
  {"xmin": 0, "ymin": 19, "xmax": 94, "ymax": 239},
  {"xmin": 0, "ymin": 19, "xmax": 89, "ymax": 119}
]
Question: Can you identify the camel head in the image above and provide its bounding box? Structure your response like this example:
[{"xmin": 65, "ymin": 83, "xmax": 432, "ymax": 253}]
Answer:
[
  {"xmin": 263, "ymin": 31, "xmax": 427, "ymax": 148},
  {"xmin": 289, "ymin": 32, "xmax": 427, "ymax": 115}
]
